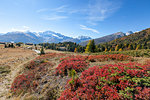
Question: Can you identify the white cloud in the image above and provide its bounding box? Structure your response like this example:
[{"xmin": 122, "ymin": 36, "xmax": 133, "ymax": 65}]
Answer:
[
  {"xmin": 37, "ymin": 5, "xmax": 69, "ymax": 21},
  {"xmin": 23, "ymin": 26, "xmax": 30, "ymax": 29},
  {"xmin": 87, "ymin": 0, "xmax": 121, "ymax": 24},
  {"xmin": 36, "ymin": 5, "xmax": 67, "ymax": 13},
  {"xmin": 11, "ymin": 26, "xmax": 30, "ymax": 32},
  {"xmin": 80, "ymin": 25, "xmax": 100, "ymax": 33},
  {"xmin": 52, "ymin": 5, "xmax": 68, "ymax": 12},
  {"xmin": 42, "ymin": 15, "xmax": 68, "ymax": 21},
  {"xmin": 36, "ymin": 8, "xmax": 48, "ymax": 13},
  {"xmin": 37, "ymin": 1, "xmax": 121, "ymax": 24}
]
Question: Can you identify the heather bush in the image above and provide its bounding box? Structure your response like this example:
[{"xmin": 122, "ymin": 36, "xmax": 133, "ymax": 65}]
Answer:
[
  {"xmin": 88, "ymin": 54, "xmax": 133, "ymax": 62},
  {"xmin": 11, "ymin": 72, "xmax": 38, "ymax": 94},
  {"xmin": 11, "ymin": 57, "xmax": 55, "ymax": 95},
  {"xmin": 55, "ymin": 56, "xmax": 89, "ymax": 77},
  {"xmin": 59, "ymin": 63, "xmax": 150, "ymax": 100}
]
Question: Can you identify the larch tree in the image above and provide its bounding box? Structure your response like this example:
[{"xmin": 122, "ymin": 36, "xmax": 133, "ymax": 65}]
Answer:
[
  {"xmin": 115, "ymin": 45, "xmax": 119, "ymax": 51},
  {"xmin": 85, "ymin": 40, "xmax": 96, "ymax": 53}
]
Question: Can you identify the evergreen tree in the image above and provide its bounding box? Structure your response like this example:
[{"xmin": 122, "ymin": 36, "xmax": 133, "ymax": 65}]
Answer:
[
  {"xmin": 10, "ymin": 43, "xmax": 15, "ymax": 48},
  {"xmin": 40, "ymin": 46, "xmax": 45, "ymax": 55},
  {"xmin": 8, "ymin": 44, "xmax": 11, "ymax": 48},
  {"xmin": 91, "ymin": 40, "xmax": 96, "ymax": 52},
  {"xmin": 101, "ymin": 45, "xmax": 105, "ymax": 52},
  {"xmin": 4, "ymin": 44, "xmax": 7, "ymax": 48}
]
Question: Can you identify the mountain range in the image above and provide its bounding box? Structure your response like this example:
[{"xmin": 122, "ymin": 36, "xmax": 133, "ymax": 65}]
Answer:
[
  {"xmin": 0, "ymin": 30, "xmax": 133, "ymax": 45},
  {"xmin": 79, "ymin": 31, "xmax": 133, "ymax": 46},
  {"xmin": 0, "ymin": 31, "xmax": 91, "ymax": 44},
  {"xmin": 105, "ymin": 28, "xmax": 150, "ymax": 46}
]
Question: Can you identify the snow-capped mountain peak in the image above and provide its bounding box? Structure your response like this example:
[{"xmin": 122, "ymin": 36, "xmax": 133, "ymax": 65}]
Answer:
[
  {"xmin": 126, "ymin": 31, "xmax": 133, "ymax": 35},
  {"xmin": 0, "ymin": 30, "xmax": 92, "ymax": 43}
]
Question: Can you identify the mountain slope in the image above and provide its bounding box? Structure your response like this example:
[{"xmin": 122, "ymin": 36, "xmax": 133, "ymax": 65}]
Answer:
[
  {"xmin": 79, "ymin": 32, "xmax": 128, "ymax": 46},
  {"xmin": 0, "ymin": 31, "xmax": 43, "ymax": 43},
  {"xmin": 107, "ymin": 28, "xmax": 150, "ymax": 45},
  {"xmin": 96, "ymin": 28, "xmax": 150, "ymax": 52},
  {"xmin": 0, "ymin": 31, "xmax": 91, "ymax": 44},
  {"xmin": 63, "ymin": 36, "xmax": 92, "ymax": 43},
  {"xmin": 38, "ymin": 31, "xmax": 72, "ymax": 43}
]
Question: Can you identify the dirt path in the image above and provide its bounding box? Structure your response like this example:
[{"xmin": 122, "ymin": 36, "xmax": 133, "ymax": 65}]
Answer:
[{"xmin": 0, "ymin": 49, "xmax": 38, "ymax": 100}]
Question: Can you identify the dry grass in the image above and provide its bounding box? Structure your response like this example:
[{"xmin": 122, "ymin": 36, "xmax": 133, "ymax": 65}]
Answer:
[
  {"xmin": 0, "ymin": 48, "xmax": 37, "ymax": 66},
  {"xmin": 0, "ymin": 48, "xmax": 38, "ymax": 100}
]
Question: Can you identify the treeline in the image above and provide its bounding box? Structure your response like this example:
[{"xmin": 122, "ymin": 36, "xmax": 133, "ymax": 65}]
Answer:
[
  {"xmin": 4, "ymin": 43, "xmax": 15, "ymax": 48},
  {"xmin": 39, "ymin": 42, "xmax": 85, "ymax": 53},
  {"xmin": 96, "ymin": 28, "xmax": 150, "ymax": 52},
  {"xmin": 39, "ymin": 39, "xmax": 150, "ymax": 53},
  {"xmin": 97, "ymin": 42, "xmax": 150, "ymax": 52}
]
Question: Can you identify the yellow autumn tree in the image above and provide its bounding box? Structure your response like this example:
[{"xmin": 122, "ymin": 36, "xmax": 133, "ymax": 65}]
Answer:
[
  {"xmin": 85, "ymin": 40, "xmax": 96, "ymax": 53},
  {"xmin": 74, "ymin": 48, "xmax": 77, "ymax": 53},
  {"xmin": 105, "ymin": 48, "xmax": 107, "ymax": 52},
  {"xmin": 115, "ymin": 45, "xmax": 119, "ymax": 51},
  {"xmin": 119, "ymin": 48, "xmax": 122, "ymax": 51},
  {"xmin": 85, "ymin": 40, "xmax": 91, "ymax": 53},
  {"xmin": 109, "ymin": 49, "xmax": 112, "ymax": 52}
]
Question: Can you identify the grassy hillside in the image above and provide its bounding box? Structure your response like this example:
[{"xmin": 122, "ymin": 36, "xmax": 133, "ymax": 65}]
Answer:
[
  {"xmin": 94, "ymin": 49, "xmax": 150, "ymax": 57},
  {"xmin": 80, "ymin": 32, "xmax": 126, "ymax": 46},
  {"xmin": 109, "ymin": 28, "xmax": 150, "ymax": 45},
  {"xmin": 97, "ymin": 28, "xmax": 150, "ymax": 52}
]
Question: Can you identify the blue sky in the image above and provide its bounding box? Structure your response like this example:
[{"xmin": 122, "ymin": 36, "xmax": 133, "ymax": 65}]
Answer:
[{"xmin": 0, "ymin": 0, "xmax": 150, "ymax": 38}]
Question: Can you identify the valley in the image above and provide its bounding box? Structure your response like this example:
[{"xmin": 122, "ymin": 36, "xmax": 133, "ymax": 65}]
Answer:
[{"xmin": 0, "ymin": 0, "xmax": 150, "ymax": 99}]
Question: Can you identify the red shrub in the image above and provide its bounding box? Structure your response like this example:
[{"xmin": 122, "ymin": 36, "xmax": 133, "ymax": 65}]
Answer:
[
  {"xmin": 11, "ymin": 59, "xmax": 55, "ymax": 93},
  {"xmin": 88, "ymin": 54, "xmax": 132, "ymax": 62},
  {"xmin": 59, "ymin": 63, "xmax": 150, "ymax": 100},
  {"xmin": 135, "ymin": 87, "xmax": 150, "ymax": 99},
  {"xmin": 55, "ymin": 56, "xmax": 89, "ymax": 76},
  {"xmin": 11, "ymin": 72, "xmax": 38, "ymax": 93},
  {"xmin": 36, "ymin": 53, "xmax": 66, "ymax": 60}
]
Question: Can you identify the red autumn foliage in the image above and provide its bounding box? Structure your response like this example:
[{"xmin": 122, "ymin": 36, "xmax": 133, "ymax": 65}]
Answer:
[
  {"xmin": 59, "ymin": 62, "xmax": 150, "ymax": 100},
  {"xmin": 88, "ymin": 54, "xmax": 132, "ymax": 62},
  {"xmin": 36, "ymin": 53, "xmax": 66, "ymax": 60},
  {"xmin": 11, "ymin": 56, "xmax": 55, "ymax": 93},
  {"xmin": 55, "ymin": 56, "xmax": 89, "ymax": 76},
  {"xmin": 11, "ymin": 72, "xmax": 38, "ymax": 93},
  {"xmin": 135, "ymin": 87, "xmax": 150, "ymax": 99}
]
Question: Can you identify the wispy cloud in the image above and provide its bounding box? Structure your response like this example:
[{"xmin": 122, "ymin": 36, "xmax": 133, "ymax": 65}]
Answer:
[
  {"xmin": 42, "ymin": 15, "xmax": 68, "ymax": 21},
  {"xmin": 87, "ymin": 0, "xmax": 121, "ymax": 24},
  {"xmin": 11, "ymin": 26, "xmax": 30, "ymax": 32},
  {"xmin": 37, "ymin": 5, "xmax": 69, "ymax": 21},
  {"xmin": 37, "ymin": 5, "xmax": 68, "ymax": 13},
  {"xmin": 37, "ymin": 1, "xmax": 121, "ymax": 23},
  {"xmin": 36, "ymin": 8, "xmax": 48, "ymax": 13},
  {"xmin": 80, "ymin": 25, "xmax": 100, "ymax": 33},
  {"xmin": 52, "ymin": 5, "xmax": 68, "ymax": 12}
]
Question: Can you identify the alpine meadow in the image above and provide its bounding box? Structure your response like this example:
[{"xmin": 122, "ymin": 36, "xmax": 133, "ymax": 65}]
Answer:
[{"xmin": 0, "ymin": 0, "xmax": 150, "ymax": 100}]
